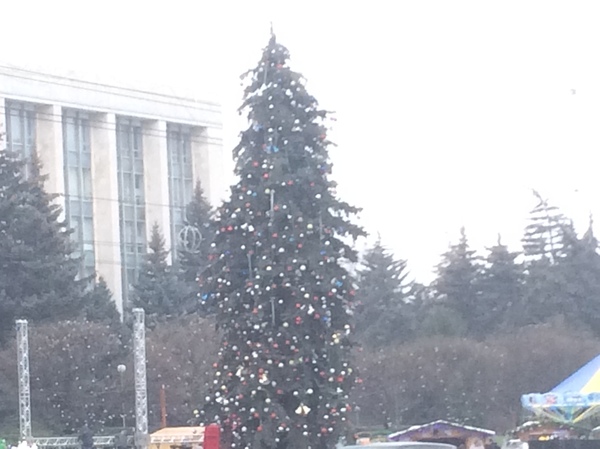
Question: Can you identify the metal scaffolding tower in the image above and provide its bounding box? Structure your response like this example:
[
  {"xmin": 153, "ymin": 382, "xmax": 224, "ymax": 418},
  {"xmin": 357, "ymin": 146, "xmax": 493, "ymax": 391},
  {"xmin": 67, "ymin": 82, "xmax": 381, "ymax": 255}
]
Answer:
[
  {"xmin": 16, "ymin": 319, "xmax": 32, "ymax": 440},
  {"xmin": 16, "ymin": 311, "xmax": 151, "ymax": 449},
  {"xmin": 132, "ymin": 308, "xmax": 148, "ymax": 449}
]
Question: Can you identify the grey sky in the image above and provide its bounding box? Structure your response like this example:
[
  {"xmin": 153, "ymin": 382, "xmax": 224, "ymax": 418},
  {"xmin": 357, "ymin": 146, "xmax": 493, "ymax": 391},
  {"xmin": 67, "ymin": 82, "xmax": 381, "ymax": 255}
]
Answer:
[{"xmin": 3, "ymin": 0, "xmax": 600, "ymax": 283}]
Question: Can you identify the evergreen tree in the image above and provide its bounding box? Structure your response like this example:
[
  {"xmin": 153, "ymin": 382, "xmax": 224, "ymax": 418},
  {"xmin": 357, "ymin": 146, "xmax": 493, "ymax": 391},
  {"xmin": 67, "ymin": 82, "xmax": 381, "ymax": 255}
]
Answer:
[
  {"xmin": 0, "ymin": 150, "xmax": 84, "ymax": 342},
  {"xmin": 476, "ymin": 236, "xmax": 523, "ymax": 335},
  {"xmin": 519, "ymin": 194, "xmax": 579, "ymax": 325},
  {"xmin": 434, "ymin": 227, "xmax": 481, "ymax": 335},
  {"xmin": 198, "ymin": 33, "xmax": 364, "ymax": 449},
  {"xmin": 82, "ymin": 277, "xmax": 120, "ymax": 325},
  {"xmin": 178, "ymin": 181, "xmax": 215, "ymax": 312},
  {"xmin": 522, "ymin": 190, "xmax": 569, "ymax": 263},
  {"xmin": 553, "ymin": 218, "xmax": 600, "ymax": 333},
  {"xmin": 355, "ymin": 238, "xmax": 413, "ymax": 347},
  {"xmin": 132, "ymin": 223, "xmax": 185, "ymax": 324},
  {"xmin": 417, "ymin": 304, "xmax": 467, "ymax": 338}
]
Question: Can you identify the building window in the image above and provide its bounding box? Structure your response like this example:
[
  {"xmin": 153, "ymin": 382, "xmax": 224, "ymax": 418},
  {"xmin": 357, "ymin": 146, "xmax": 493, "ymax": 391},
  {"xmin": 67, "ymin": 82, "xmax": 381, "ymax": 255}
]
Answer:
[
  {"xmin": 63, "ymin": 109, "xmax": 95, "ymax": 278},
  {"xmin": 116, "ymin": 117, "xmax": 146, "ymax": 305},
  {"xmin": 5, "ymin": 100, "xmax": 36, "ymax": 177},
  {"xmin": 167, "ymin": 124, "xmax": 194, "ymax": 256}
]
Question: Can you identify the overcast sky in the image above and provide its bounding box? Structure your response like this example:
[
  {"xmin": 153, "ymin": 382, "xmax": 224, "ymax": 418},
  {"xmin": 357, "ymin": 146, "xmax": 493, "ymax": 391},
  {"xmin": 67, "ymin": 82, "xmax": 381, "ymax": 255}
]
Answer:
[{"xmin": 3, "ymin": 0, "xmax": 600, "ymax": 283}]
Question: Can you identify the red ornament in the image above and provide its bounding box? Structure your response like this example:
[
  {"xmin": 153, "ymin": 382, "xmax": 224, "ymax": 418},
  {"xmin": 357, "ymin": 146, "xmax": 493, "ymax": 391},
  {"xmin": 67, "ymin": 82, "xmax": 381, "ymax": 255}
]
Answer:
[
  {"xmin": 295, "ymin": 316, "xmax": 302, "ymax": 325},
  {"xmin": 253, "ymin": 161, "xmax": 259, "ymax": 167},
  {"xmin": 263, "ymin": 173, "xmax": 269, "ymax": 179},
  {"xmin": 257, "ymin": 426, "xmax": 263, "ymax": 432}
]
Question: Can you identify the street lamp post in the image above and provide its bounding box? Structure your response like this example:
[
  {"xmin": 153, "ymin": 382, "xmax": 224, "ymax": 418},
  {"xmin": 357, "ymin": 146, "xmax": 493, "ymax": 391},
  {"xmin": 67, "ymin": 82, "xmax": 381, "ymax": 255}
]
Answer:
[{"xmin": 117, "ymin": 364, "xmax": 126, "ymax": 428}]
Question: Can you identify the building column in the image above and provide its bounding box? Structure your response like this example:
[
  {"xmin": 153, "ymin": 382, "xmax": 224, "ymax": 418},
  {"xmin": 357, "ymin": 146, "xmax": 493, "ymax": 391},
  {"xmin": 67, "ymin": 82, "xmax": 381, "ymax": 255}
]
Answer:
[
  {"xmin": 35, "ymin": 104, "xmax": 65, "ymax": 209},
  {"xmin": 90, "ymin": 113, "xmax": 124, "ymax": 315},
  {"xmin": 191, "ymin": 125, "xmax": 225, "ymax": 206},
  {"xmin": 0, "ymin": 97, "xmax": 6, "ymax": 147},
  {"xmin": 142, "ymin": 119, "xmax": 171, "ymax": 259}
]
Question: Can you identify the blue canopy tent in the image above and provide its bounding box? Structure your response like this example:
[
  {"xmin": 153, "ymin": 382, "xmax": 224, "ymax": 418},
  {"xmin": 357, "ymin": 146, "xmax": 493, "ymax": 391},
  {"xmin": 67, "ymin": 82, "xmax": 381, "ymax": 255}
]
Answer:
[{"xmin": 521, "ymin": 354, "xmax": 600, "ymax": 424}]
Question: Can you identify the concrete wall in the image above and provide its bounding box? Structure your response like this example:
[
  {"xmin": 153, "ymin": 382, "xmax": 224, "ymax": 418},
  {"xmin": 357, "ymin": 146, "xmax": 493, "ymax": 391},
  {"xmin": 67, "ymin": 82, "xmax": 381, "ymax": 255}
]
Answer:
[
  {"xmin": 36, "ymin": 104, "xmax": 65, "ymax": 211},
  {"xmin": 143, "ymin": 119, "xmax": 172, "ymax": 261},
  {"xmin": 0, "ymin": 66, "xmax": 221, "ymax": 128},
  {"xmin": 90, "ymin": 112, "xmax": 124, "ymax": 314},
  {"xmin": 191, "ymin": 125, "xmax": 225, "ymax": 205}
]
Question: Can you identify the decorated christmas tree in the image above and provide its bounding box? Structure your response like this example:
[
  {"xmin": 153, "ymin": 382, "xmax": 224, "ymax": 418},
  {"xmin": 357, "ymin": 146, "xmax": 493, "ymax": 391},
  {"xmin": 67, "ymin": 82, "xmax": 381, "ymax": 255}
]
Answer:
[{"xmin": 198, "ymin": 32, "xmax": 364, "ymax": 449}]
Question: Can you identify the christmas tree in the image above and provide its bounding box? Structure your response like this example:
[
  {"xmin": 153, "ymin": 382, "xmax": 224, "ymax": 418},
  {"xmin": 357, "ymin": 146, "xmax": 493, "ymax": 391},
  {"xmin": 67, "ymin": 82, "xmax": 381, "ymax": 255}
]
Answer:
[{"xmin": 198, "ymin": 32, "xmax": 364, "ymax": 449}]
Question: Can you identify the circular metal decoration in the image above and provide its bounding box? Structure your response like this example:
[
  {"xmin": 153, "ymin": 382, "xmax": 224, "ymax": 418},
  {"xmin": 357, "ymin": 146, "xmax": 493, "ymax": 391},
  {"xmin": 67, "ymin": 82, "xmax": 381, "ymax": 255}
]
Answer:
[{"xmin": 178, "ymin": 225, "xmax": 203, "ymax": 253}]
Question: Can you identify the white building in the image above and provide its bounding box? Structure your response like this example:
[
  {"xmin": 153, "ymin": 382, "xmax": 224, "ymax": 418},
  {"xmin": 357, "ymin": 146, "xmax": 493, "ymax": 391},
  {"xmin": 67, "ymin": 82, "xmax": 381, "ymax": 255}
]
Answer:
[{"xmin": 0, "ymin": 64, "xmax": 225, "ymax": 314}]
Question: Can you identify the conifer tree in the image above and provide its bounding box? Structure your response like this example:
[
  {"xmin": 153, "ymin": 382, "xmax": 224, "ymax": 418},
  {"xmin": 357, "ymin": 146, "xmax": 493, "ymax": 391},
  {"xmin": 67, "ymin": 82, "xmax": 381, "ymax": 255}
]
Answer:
[
  {"xmin": 355, "ymin": 238, "xmax": 413, "ymax": 347},
  {"xmin": 434, "ymin": 227, "xmax": 481, "ymax": 335},
  {"xmin": 197, "ymin": 33, "xmax": 364, "ymax": 449},
  {"xmin": 520, "ymin": 193, "xmax": 577, "ymax": 325},
  {"xmin": 82, "ymin": 277, "xmax": 120, "ymax": 325},
  {"xmin": 476, "ymin": 236, "xmax": 523, "ymax": 335},
  {"xmin": 0, "ymin": 149, "xmax": 84, "ymax": 342},
  {"xmin": 132, "ymin": 223, "xmax": 185, "ymax": 324},
  {"xmin": 522, "ymin": 190, "xmax": 569, "ymax": 263},
  {"xmin": 551, "ymin": 218, "xmax": 600, "ymax": 332}
]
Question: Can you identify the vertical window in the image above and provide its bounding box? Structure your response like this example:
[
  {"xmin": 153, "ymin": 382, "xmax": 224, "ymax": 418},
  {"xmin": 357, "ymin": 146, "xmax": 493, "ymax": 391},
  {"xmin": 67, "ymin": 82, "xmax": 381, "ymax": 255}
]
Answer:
[
  {"xmin": 5, "ymin": 100, "xmax": 36, "ymax": 177},
  {"xmin": 117, "ymin": 117, "xmax": 145, "ymax": 305},
  {"xmin": 167, "ymin": 124, "xmax": 194, "ymax": 257},
  {"xmin": 63, "ymin": 109, "xmax": 95, "ymax": 278}
]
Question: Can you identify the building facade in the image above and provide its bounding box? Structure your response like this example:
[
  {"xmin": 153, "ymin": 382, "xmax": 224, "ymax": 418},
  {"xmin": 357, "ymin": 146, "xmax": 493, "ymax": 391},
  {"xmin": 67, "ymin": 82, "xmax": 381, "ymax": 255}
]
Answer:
[{"xmin": 0, "ymin": 65, "xmax": 224, "ymax": 314}]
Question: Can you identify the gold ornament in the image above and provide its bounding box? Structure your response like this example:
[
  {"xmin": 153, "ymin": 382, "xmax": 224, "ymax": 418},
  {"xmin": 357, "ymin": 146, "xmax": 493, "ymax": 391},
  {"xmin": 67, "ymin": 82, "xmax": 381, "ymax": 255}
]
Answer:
[{"xmin": 295, "ymin": 403, "xmax": 311, "ymax": 416}]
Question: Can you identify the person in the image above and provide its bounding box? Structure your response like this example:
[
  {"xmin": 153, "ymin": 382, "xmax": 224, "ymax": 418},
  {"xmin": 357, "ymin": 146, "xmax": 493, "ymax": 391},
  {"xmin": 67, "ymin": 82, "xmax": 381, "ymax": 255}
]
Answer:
[{"xmin": 79, "ymin": 425, "xmax": 94, "ymax": 449}]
